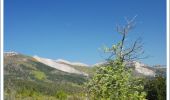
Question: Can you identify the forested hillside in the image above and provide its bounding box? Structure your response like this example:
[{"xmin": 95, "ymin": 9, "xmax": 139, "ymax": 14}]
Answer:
[{"xmin": 4, "ymin": 54, "xmax": 90, "ymax": 100}]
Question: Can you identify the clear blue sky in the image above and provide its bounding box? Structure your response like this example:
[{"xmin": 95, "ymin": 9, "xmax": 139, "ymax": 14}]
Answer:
[{"xmin": 4, "ymin": 0, "xmax": 166, "ymax": 66}]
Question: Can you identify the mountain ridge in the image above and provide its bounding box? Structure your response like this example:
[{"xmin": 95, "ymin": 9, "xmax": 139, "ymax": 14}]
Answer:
[{"xmin": 4, "ymin": 51, "xmax": 166, "ymax": 77}]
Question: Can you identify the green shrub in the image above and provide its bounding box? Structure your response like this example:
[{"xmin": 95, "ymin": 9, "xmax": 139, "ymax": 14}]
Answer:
[
  {"xmin": 144, "ymin": 75, "xmax": 166, "ymax": 100},
  {"xmin": 32, "ymin": 70, "xmax": 46, "ymax": 80},
  {"xmin": 55, "ymin": 90, "xmax": 67, "ymax": 100}
]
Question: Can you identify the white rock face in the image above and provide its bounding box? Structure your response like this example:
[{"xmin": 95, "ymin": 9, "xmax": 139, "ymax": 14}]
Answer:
[
  {"xmin": 56, "ymin": 59, "xmax": 89, "ymax": 67},
  {"xmin": 133, "ymin": 61, "xmax": 156, "ymax": 76},
  {"xmin": 33, "ymin": 56, "xmax": 88, "ymax": 76}
]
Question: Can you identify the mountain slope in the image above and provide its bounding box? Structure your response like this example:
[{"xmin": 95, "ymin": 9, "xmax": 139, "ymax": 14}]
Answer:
[
  {"xmin": 33, "ymin": 56, "xmax": 88, "ymax": 76},
  {"xmin": 4, "ymin": 54, "xmax": 88, "ymax": 83},
  {"xmin": 4, "ymin": 53, "xmax": 89, "ymax": 99}
]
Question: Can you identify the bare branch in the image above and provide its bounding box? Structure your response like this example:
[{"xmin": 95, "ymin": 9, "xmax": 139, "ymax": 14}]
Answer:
[{"xmin": 107, "ymin": 16, "xmax": 148, "ymax": 62}]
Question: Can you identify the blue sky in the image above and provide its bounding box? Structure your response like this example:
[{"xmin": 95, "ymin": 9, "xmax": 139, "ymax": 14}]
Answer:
[{"xmin": 4, "ymin": 0, "xmax": 166, "ymax": 65}]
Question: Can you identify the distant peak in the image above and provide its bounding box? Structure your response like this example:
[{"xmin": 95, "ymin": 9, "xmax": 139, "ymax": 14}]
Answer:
[
  {"xmin": 4, "ymin": 51, "xmax": 19, "ymax": 56},
  {"xmin": 4, "ymin": 51, "xmax": 18, "ymax": 53}
]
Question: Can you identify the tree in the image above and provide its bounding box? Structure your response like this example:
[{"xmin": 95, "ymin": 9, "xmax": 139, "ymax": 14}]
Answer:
[
  {"xmin": 86, "ymin": 17, "xmax": 147, "ymax": 100},
  {"xmin": 144, "ymin": 74, "xmax": 166, "ymax": 100},
  {"xmin": 105, "ymin": 16, "xmax": 146, "ymax": 62}
]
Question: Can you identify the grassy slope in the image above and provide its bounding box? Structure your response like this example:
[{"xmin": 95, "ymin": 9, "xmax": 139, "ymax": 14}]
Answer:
[{"xmin": 4, "ymin": 54, "xmax": 89, "ymax": 99}]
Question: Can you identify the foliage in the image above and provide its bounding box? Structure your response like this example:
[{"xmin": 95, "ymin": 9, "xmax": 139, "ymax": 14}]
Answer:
[
  {"xmin": 144, "ymin": 74, "xmax": 166, "ymax": 100},
  {"xmin": 32, "ymin": 70, "xmax": 46, "ymax": 80},
  {"xmin": 4, "ymin": 78, "xmax": 87, "ymax": 100},
  {"xmin": 55, "ymin": 90, "xmax": 67, "ymax": 100},
  {"xmin": 86, "ymin": 18, "xmax": 147, "ymax": 100},
  {"xmin": 86, "ymin": 59, "xmax": 146, "ymax": 100}
]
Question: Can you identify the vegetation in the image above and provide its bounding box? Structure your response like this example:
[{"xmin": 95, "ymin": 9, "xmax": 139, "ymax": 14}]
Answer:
[
  {"xmin": 86, "ymin": 17, "xmax": 147, "ymax": 100},
  {"xmin": 32, "ymin": 70, "xmax": 47, "ymax": 80},
  {"xmin": 87, "ymin": 60, "xmax": 146, "ymax": 100},
  {"xmin": 4, "ymin": 55, "xmax": 87, "ymax": 100},
  {"xmin": 144, "ymin": 74, "xmax": 166, "ymax": 100},
  {"xmin": 55, "ymin": 90, "xmax": 67, "ymax": 100}
]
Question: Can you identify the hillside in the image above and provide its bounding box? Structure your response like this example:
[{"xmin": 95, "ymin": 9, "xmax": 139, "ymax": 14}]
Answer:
[
  {"xmin": 4, "ymin": 52, "xmax": 166, "ymax": 99},
  {"xmin": 4, "ymin": 53, "xmax": 90, "ymax": 99},
  {"xmin": 33, "ymin": 56, "xmax": 89, "ymax": 76}
]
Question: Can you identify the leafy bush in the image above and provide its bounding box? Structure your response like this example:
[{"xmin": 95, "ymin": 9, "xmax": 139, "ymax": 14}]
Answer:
[
  {"xmin": 32, "ymin": 70, "xmax": 46, "ymax": 80},
  {"xmin": 144, "ymin": 75, "xmax": 166, "ymax": 100},
  {"xmin": 86, "ymin": 59, "xmax": 146, "ymax": 100},
  {"xmin": 55, "ymin": 90, "xmax": 67, "ymax": 100}
]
